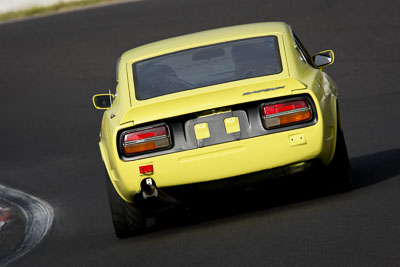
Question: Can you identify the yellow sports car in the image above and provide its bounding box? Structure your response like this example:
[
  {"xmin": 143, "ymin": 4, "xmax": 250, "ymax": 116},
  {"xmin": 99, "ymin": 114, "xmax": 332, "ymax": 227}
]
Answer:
[{"xmin": 93, "ymin": 22, "xmax": 351, "ymax": 238}]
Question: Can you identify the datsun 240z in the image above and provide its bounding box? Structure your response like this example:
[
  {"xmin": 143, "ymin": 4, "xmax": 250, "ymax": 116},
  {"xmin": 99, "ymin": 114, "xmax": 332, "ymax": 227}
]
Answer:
[{"xmin": 93, "ymin": 22, "xmax": 352, "ymax": 238}]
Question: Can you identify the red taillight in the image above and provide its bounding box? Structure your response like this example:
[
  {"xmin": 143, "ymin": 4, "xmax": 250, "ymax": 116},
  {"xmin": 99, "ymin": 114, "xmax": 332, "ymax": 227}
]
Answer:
[
  {"xmin": 124, "ymin": 127, "xmax": 167, "ymax": 142},
  {"xmin": 261, "ymin": 99, "xmax": 312, "ymax": 128},
  {"xmin": 122, "ymin": 125, "xmax": 171, "ymax": 155},
  {"xmin": 262, "ymin": 100, "xmax": 309, "ymax": 115}
]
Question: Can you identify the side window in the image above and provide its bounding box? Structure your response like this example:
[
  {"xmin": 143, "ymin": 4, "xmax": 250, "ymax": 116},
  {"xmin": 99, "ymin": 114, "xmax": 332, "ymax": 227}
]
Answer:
[
  {"xmin": 113, "ymin": 57, "xmax": 121, "ymax": 99},
  {"xmin": 295, "ymin": 39, "xmax": 307, "ymax": 62},
  {"xmin": 288, "ymin": 26, "xmax": 314, "ymax": 67},
  {"xmin": 116, "ymin": 57, "xmax": 121, "ymax": 83},
  {"xmin": 293, "ymin": 33, "xmax": 314, "ymax": 67}
]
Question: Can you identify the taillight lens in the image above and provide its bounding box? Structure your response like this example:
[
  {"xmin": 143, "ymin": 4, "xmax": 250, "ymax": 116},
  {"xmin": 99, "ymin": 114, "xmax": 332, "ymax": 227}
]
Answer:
[
  {"xmin": 122, "ymin": 125, "xmax": 171, "ymax": 155},
  {"xmin": 261, "ymin": 99, "xmax": 312, "ymax": 129}
]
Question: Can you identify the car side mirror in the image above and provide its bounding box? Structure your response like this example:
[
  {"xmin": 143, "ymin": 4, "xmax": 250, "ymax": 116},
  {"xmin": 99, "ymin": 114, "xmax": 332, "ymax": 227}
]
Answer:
[
  {"xmin": 312, "ymin": 50, "xmax": 334, "ymax": 69},
  {"xmin": 93, "ymin": 94, "xmax": 114, "ymax": 110}
]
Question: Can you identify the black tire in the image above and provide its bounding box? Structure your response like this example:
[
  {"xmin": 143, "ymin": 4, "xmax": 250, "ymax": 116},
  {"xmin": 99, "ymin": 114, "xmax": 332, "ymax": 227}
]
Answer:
[
  {"xmin": 326, "ymin": 128, "xmax": 353, "ymax": 192},
  {"xmin": 105, "ymin": 170, "xmax": 145, "ymax": 238}
]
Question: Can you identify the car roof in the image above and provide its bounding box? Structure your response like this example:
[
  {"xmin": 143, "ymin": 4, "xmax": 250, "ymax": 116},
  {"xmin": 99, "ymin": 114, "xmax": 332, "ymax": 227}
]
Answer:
[{"xmin": 121, "ymin": 22, "xmax": 291, "ymax": 62}]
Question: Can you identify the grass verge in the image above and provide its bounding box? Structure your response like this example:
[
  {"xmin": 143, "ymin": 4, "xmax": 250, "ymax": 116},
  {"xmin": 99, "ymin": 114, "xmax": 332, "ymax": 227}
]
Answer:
[{"xmin": 0, "ymin": 0, "xmax": 121, "ymax": 22}]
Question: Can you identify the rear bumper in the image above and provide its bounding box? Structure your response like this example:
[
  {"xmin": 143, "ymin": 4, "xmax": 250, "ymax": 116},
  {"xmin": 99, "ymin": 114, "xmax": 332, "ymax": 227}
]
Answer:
[
  {"xmin": 162, "ymin": 159, "xmax": 318, "ymax": 197},
  {"xmin": 107, "ymin": 121, "xmax": 331, "ymax": 202}
]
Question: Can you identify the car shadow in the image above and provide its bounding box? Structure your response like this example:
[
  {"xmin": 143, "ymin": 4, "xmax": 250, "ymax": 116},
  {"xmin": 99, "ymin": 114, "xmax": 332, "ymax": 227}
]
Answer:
[
  {"xmin": 350, "ymin": 149, "xmax": 400, "ymax": 189},
  {"xmin": 149, "ymin": 149, "xmax": 400, "ymax": 233}
]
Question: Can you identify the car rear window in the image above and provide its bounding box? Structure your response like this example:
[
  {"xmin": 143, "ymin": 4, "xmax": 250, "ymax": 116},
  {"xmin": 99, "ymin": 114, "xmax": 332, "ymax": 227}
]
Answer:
[{"xmin": 133, "ymin": 36, "xmax": 282, "ymax": 100}]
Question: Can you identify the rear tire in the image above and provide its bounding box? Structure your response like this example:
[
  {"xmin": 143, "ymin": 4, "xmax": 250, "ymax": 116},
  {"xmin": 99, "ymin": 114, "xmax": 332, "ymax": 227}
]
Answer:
[
  {"xmin": 105, "ymin": 170, "xmax": 145, "ymax": 238},
  {"xmin": 326, "ymin": 128, "xmax": 353, "ymax": 192}
]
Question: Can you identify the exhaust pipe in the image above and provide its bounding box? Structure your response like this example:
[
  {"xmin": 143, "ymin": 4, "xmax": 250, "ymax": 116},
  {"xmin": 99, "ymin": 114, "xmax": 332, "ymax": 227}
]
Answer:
[
  {"xmin": 141, "ymin": 178, "xmax": 158, "ymax": 199},
  {"xmin": 140, "ymin": 178, "xmax": 185, "ymax": 208}
]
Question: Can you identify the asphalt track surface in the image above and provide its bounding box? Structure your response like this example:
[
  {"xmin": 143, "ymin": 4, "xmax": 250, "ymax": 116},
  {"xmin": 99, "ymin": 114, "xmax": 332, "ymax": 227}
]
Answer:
[{"xmin": 1, "ymin": 0, "xmax": 400, "ymax": 266}]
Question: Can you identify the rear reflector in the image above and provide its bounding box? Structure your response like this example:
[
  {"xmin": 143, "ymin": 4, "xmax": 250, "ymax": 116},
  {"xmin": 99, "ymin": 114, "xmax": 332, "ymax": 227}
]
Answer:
[
  {"xmin": 139, "ymin": 164, "xmax": 154, "ymax": 174},
  {"xmin": 122, "ymin": 125, "xmax": 171, "ymax": 155},
  {"xmin": 262, "ymin": 99, "xmax": 312, "ymax": 128}
]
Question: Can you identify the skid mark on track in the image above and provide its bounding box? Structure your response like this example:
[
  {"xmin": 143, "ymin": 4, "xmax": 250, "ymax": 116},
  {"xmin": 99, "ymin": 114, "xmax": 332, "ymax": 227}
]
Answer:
[
  {"xmin": 0, "ymin": 206, "xmax": 11, "ymax": 231},
  {"xmin": 0, "ymin": 184, "xmax": 54, "ymax": 265}
]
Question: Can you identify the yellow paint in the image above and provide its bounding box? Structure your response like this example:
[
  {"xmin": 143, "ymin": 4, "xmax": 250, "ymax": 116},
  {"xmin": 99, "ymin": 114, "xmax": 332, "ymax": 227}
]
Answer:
[
  {"xmin": 179, "ymin": 146, "xmax": 245, "ymax": 163},
  {"xmin": 111, "ymin": 123, "xmax": 324, "ymax": 200},
  {"xmin": 121, "ymin": 78, "xmax": 304, "ymax": 125},
  {"xmin": 224, "ymin": 117, "xmax": 240, "ymax": 134},
  {"xmin": 194, "ymin": 123, "xmax": 210, "ymax": 140},
  {"xmin": 289, "ymin": 134, "xmax": 306, "ymax": 146},
  {"xmin": 93, "ymin": 22, "xmax": 340, "ymax": 202}
]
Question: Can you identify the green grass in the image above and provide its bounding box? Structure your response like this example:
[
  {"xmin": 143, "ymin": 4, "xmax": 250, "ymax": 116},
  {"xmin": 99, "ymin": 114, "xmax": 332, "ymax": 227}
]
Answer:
[{"xmin": 0, "ymin": 0, "xmax": 120, "ymax": 22}]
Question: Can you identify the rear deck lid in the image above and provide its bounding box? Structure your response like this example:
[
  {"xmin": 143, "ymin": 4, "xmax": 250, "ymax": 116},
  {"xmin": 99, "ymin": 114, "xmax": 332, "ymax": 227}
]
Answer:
[{"xmin": 120, "ymin": 77, "xmax": 306, "ymax": 125}]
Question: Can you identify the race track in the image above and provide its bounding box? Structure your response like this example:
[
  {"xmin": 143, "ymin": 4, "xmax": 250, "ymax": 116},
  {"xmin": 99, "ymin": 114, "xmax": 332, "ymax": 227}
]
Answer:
[{"xmin": 1, "ymin": 0, "xmax": 400, "ymax": 266}]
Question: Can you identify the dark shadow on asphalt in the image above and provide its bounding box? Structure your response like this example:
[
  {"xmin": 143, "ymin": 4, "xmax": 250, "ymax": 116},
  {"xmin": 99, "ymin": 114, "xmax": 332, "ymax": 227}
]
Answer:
[
  {"xmin": 139, "ymin": 149, "xmax": 400, "ymax": 235},
  {"xmin": 350, "ymin": 149, "xmax": 400, "ymax": 189}
]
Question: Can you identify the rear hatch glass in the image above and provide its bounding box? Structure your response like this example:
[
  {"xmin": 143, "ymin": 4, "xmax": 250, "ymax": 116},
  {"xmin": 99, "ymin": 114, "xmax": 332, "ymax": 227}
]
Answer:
[{"xmin": 133, "ymin": 36, "xmax": 282, "ymax": 100}]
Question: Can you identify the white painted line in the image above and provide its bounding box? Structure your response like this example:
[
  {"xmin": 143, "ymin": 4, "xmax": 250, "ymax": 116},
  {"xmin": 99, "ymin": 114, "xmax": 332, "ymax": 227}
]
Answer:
[
  {"xmin": 0, "ymin": 0, "xmax": 81, "ymax": 13},
  {"xmin": 0, "ymin": 0, "xmax": 144, "ymax": 25},
  {"xmin": 0, "ymin": 184, "xmax": 54, "ymax": 266}
]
